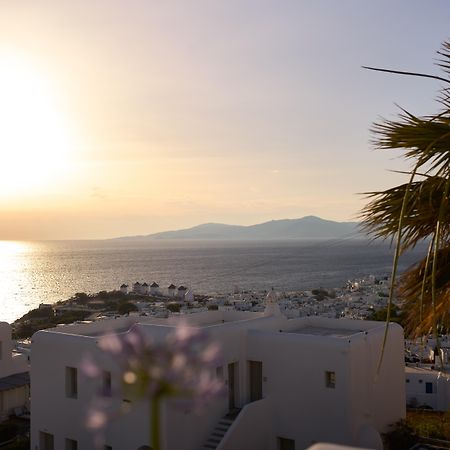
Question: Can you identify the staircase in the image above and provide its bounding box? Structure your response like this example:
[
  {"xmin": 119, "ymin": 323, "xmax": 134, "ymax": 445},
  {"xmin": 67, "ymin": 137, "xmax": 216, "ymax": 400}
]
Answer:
[{"xmin": 201, "ymin": 409, "xmax": 241, "ymax": 450}]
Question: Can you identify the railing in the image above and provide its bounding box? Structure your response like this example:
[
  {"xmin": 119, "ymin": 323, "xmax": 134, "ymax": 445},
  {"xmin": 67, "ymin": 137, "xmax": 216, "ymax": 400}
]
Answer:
[{"xmin": 215, "ymin": 398, "xmax": 272, "ymax": 450}]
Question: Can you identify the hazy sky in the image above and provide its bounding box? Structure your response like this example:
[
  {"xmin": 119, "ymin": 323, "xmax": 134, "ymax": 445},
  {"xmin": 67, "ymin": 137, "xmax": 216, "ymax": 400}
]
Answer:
[{"xmin": 0, "ymin": 1, "xmax": 449, "ymax": 239}]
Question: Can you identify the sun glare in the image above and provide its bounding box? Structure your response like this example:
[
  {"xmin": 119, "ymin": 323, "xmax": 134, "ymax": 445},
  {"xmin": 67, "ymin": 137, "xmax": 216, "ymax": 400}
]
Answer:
[{"xmin": 0, "ymin": 52, "xmax": 74, "ymax": 197}]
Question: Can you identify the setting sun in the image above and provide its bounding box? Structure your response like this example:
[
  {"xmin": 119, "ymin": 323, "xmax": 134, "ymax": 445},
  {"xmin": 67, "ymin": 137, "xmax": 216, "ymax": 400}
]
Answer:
[{"xmin": 0, "ymin": 51, "xmax": 74, "ymax": 197}]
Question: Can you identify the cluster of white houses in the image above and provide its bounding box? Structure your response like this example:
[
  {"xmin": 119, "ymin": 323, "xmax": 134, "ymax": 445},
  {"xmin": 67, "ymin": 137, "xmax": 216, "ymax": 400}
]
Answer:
[
  {"xmin": 1, "ymin": 286, "xmax": 450, "ymax": 449},
  {"xmin": 206, "ymin": 276, "xmax": 392, "ymax": 320},
  {"xmin": 0, "ymin": 322, "xmax": 29, "ymax": 422},
  {"xmin": 30, "ymin": 295, "xmax": 406, "ymax": 450},
  {"xmin": 404, "ymin": 335, "xmax": 450, "ymax": 410},
  {"xmin": 120, "ymin": 282, "xmax": 194, "ymax": 301}
]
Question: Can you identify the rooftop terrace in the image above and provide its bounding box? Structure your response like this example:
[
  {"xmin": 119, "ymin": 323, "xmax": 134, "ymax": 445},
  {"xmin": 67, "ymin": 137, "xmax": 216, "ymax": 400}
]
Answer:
[{"xmin": 291, "ymin": 325, "xmax": 364, "ymax": 338}]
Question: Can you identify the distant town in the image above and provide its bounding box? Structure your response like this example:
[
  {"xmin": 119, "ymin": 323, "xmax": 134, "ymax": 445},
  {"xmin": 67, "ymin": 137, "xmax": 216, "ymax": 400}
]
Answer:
[
  {"xmin": 1, "ymin": 273, "xmax": 449, "ymax": 449},
  {"xmin": 12, "ymin": 275, "xmax": 393, "ymax": 339}
]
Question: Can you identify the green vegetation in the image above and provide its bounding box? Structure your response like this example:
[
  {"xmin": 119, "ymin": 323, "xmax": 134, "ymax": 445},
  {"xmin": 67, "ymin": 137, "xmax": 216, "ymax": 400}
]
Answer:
[
  {"xmin": 1, "ymin": 436, "xmax": 30, "ymax": 450},
  {"xmin": 20, "ymin": 307, "xmax": 53, "ymax": 320},
  {"xmin": 13, "ymin": 309, "xmax": 92, "ymax": 339},
  {"xmin": 117, "ymin": 302, "xmax": 138, "ymax": 315},
  {"xmin": 407, "ymin": 409, "xmax": 450, "ymax": 440},
  {"xmin": 0, "ymin": 422, "xmax": 18, "ymax": 443},
  {"xmin": 366, "ymin": 305, "xmax": 406, "ymax": 327},
  {"xmin": 12, "ymin": 288, "xmax": 201, "ymax": 339},
  {"xmin": 384, "ymin": 410, "xmax": 450, "ymax": 449},
  {"xmin": 166, "ymin": 303, "xmax": 181, "ymax": 313},
  {"xmin": 383, "ymin": 420, "xmax": 417, "ymax": 450},
  {"xmin": 360, "ymin": 41, "xmax": 450, "ymax": 341},
  {"xmin": 311, "ymin": 288, "xmax": 330, "ymax": 301},
  {"xmin": 12, "ymin": 289, "xmax": 143, "ymax": 339}
]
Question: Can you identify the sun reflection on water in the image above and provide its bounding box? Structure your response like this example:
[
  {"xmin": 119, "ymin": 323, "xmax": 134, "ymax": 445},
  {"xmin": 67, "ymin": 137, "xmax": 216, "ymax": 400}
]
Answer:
[{"xmin": 0, "ymin": 241, "xmax": 37, "ymax": 324}]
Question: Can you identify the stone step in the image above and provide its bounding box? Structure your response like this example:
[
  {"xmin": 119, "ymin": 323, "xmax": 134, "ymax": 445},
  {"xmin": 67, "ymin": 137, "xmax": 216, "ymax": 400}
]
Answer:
[
  {"xmin": 212, "ymin": 431, "xmax": 226, "ymax": 438},
  {"xmin": 218, "ymin": 419, "xmax": 233, "ymax": 425}
]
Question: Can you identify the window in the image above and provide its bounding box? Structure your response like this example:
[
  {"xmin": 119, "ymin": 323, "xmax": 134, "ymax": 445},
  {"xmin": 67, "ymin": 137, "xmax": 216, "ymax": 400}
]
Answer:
[
  {"xmin": 65, "ymin": 438, "xmax": 78, "ymax": 450},
  {"xmin": 40, "ymin": 432, "xmax": 54, "ymax": 450},
  {"xmin": 66, "ymin": 367, "xmax": 78, "ymax": 398},
  {"xmin": 104, "ymin": 446, "xmax": 112, "ymax": 450},
  {"xmin": 325, "ymin": 371, "xmax": 336, "ymax": 388},
  {"xmin": 406, "ymin": 378, "xmax": 410, "ymax": 383},
  {"xmin": 102, "ymin": 371, "xmax": 112, "ymax": 397},
  {"xmin": 425, "ymin": 382, "xmax": 433, "ymax": 394},
  {"xmin": 278, "ymin": 437, "xmax": 295, "ymax": 450}
]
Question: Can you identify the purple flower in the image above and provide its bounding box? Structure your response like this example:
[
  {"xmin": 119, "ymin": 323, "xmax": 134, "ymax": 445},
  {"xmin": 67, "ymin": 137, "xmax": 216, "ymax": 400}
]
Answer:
[{"xmin": 82, "ymin": 323, "xmax": 226, "ymax": 435}]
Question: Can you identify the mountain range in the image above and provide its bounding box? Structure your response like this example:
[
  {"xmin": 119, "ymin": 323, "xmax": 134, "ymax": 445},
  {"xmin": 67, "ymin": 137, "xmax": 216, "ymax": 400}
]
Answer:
[{"xmin": 117, "ymin": 216, "xmax": 362, "ymax": 240}]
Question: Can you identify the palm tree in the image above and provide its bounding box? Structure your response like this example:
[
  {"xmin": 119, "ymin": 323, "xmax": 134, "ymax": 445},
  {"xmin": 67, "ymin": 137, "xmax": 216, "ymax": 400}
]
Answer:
[{"xmin": 359, "ymin": 41, "xmax": 450, "ymax": 363}]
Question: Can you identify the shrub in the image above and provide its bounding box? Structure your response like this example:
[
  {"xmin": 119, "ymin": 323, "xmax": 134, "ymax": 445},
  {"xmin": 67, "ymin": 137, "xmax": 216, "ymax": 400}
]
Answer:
[
  {"xmin": 383, "ymin": 420, "xmax": 417, "ymax": 450},
  {"xmin": 166, "ymin": 303, "xmax": 181, "ymax": 313},
  {"xmin": 0, "ymin": 423, "xmax": 19, "ymax": 443},
  {"xmin": 2, "ymin": 436, "xmax": 30, "ymax": 450},
  {"xmin": 117, "ymin": 302, "xmax": 138, "ymax": 315},
  {"xmin": 21, "ymin": 308, "xmax": 53, "ymax": 320}
]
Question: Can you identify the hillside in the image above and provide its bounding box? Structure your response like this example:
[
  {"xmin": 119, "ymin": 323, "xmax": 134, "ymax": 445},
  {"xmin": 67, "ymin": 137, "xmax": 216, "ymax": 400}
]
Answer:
[{"xmin": 117, "ymin": 216, "xmax": 362, "ymax": 240}]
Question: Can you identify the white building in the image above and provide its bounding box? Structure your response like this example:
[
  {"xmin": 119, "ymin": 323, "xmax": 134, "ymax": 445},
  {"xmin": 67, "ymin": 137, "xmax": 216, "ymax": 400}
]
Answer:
[
  {"xmin": 150, "ymin": 282, "xmax": 160, "ymax": 296},
  {"xmin": 31, "ymin": 307, "xmax": 405, "ymax": 450},
  {"xmin": 141, "ymin": 282, "xmax": 149, "ymax": 295},
  {"xmin": 132, "ymin": 282, "xmax": 141, "ymax": 294},
  {"xmin": 0, "ymin": 322, "xmax": 30, "ymax": 421},
  {"xmin": 184, "ymin": 289, "xmax": 194, "ymax": 302},
  {"xmin": 177, "ymin": 285, "xmax": 187, "ymax": 300},
  {"xmin": 167, "ymin": 284, "xmax": 177, "ymax": 297},
  {"xmin": 405, "ymin": 365, "xmax": 450, "ymax": 410},
  {"xmin": 119, "ymin": 284, "xmax": 128, "ymax": 295}
]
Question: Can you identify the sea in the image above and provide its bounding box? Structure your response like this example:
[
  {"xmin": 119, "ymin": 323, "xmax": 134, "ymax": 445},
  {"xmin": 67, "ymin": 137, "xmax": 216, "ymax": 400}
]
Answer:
[{"xmin": 0, "ymin": 238, "xmax": 427, "ymax": 324}]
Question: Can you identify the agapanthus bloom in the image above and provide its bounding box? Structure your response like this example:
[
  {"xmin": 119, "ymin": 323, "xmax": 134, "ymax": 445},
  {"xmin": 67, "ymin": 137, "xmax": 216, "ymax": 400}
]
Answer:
[{"xmin": 82, "ymin": 323, "xmax": 225, "ymax": 449}]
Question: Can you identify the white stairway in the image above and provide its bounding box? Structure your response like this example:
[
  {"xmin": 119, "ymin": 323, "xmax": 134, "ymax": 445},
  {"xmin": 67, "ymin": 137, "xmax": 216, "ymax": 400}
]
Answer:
[{"xmin": 201, "ymin": 410, "xmax": 240, "ymax": 450}]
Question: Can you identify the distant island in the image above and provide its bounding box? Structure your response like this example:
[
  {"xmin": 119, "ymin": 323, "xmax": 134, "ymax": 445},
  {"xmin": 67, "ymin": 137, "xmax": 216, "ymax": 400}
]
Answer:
[{"xmin": 116, "ymin": 216, "xmax": 362, "ymax": 240}]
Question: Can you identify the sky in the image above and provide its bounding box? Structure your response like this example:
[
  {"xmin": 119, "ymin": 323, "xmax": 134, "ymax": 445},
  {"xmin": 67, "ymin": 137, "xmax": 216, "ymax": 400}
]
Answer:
[{"xmin": 0, "ymin": 0, "xmax": 449, "ymax": 240}]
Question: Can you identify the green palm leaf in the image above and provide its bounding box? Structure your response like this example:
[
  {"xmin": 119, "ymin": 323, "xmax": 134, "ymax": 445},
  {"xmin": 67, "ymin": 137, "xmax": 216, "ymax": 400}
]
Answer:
[{"xmin": 361, "ymin": 40, "xmax": 450, "ymax": 371}]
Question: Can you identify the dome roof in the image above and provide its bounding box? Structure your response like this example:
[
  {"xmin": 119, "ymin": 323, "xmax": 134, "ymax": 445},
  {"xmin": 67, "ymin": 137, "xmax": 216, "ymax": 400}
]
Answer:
[{"xmin": 356, "ymin": 424, "xmax": 383, "ymax": 450}]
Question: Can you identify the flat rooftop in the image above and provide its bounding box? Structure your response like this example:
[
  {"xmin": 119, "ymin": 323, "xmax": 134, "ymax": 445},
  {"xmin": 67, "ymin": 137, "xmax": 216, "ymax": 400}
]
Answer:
[
  {"xmin": 0, "ymin": 372, "xmax": 29, "ymax": 392},
  {"xmin": 290, "ymin": 325, "xmax": 364, "ymax": 338},
  {"xmin": 405, "ymin": 365, "xmax": 450, "ymax": 377}
]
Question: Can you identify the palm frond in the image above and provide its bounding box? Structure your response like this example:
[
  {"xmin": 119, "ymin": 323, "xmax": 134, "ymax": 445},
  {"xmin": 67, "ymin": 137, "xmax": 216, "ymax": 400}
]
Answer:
[
  {"xmin": 361, "ymin": 40, "xmax": 450, "ymax": 370},
  {"xmin": 360, "ymin": 176, "xmax": 450, "ymax": 250},
  {"xmin": 398, "ymin": 246, "xmax": 450, "ymax": 337},
  {"xmin": 371, "ymin": 113, "xmax": 450, "ymax": 175}
]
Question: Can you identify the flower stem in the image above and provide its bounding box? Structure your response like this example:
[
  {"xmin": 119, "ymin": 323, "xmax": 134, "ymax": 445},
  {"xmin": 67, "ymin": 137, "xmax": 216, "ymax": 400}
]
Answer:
[{"xmin": 151, "ymin": 396, "xmax": 161, "ymax": 450}]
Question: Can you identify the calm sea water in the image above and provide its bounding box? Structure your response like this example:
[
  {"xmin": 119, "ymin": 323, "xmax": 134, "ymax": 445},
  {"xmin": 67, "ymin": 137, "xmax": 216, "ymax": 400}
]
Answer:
[{"xmin": 0, "ymin": 239, "xmax": 426, "ymax": 324}]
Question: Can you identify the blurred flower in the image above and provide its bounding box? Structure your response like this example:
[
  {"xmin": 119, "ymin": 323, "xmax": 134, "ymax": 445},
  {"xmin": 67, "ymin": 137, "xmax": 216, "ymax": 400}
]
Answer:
[{"xmin": 82, "ymin": 323, "xmax": 225, "ymax": 449}]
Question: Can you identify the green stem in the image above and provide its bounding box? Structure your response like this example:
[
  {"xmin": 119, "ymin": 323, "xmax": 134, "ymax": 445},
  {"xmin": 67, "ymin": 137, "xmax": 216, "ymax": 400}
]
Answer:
[
  {"xmin": 419, "ymin": 238, "xmax": 434, "ymax": 363},
  {"xmin": 151, "ymin": 396, "xmax": 161, "ymax": 450},
  {"xmin": 376, "ymin": 168, "xmax": 417, "ymax": 377},
  {"xmin": 431, "ymin": 177, "xmax": 449, "ymax": 370}
]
